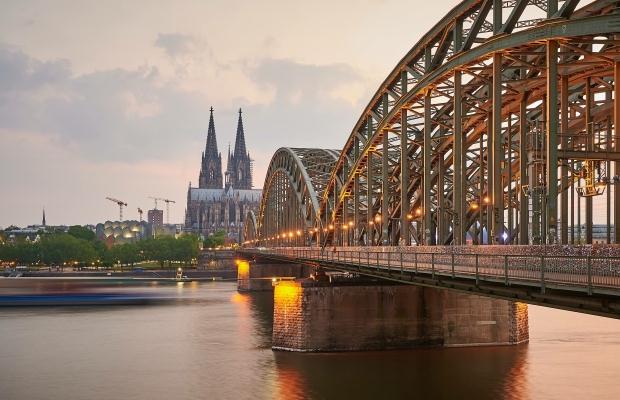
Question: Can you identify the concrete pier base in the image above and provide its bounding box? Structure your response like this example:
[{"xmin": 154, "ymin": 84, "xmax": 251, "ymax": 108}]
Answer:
[
  {"xmin": 237, "ymin": 260, "xmax": 312, "ymax": 291},
  {"xmin": 273, "ymin": 280, "xmax": 528, "ymax": 351}
]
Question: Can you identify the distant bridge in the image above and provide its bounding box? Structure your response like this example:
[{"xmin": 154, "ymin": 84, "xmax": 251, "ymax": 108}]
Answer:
[{"xmin": 241, "ymin": 0, "xmax": 620, "ymax": 318}]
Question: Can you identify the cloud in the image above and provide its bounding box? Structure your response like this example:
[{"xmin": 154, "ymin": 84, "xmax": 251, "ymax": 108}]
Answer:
[
  {"xmin": 0, "ymin": 41, "xmax": 372, "ymax": 226},
  {"xmin": 155, "ymin": 33, "xmax": 205, "ymax": 59},
  {"xmin": 0, "ymin": 43, "xmax": 369, "ymax": 165},
  {"xmin": 0, "ymin": 44, "xmax": 211, "ymax": 163},
  {"xmin": 249, "ymin": 58, "xmax": 364, "ymax": 102},
  {"xmin": 0, "ymin": 49, "xmax": 69, "ymax": 94}
]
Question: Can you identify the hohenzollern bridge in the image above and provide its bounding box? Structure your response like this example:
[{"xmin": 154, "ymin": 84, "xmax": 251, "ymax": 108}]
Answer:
[{"xmin": 239, "ymin": 0, "xmax": 620, "ymax": 336}]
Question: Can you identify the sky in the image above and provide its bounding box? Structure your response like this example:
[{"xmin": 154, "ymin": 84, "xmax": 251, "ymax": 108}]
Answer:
[{"xmin": 0, "ymin": 0, "xmax": 458, "ymax": 227}]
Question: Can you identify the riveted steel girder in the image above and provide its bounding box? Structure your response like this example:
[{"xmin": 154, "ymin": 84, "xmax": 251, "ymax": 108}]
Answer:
[
  {"xmin": 318, "ymin": 0, "xmax": 620, "ymax": 247},
  {"xmin": 250, "ymin": 1, "xmax": 620, "ymax": 248},
  {"xmin": 254, "ymin": 148, "xmax": 339, "ymax": 246}
]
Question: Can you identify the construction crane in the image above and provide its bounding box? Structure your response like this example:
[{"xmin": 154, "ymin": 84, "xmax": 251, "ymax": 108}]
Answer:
[
  {"xmin": 106, "ymin": 197, "xmax": 127, "ymax": 221},
  {"xmin": 148, "ymin": 196, "xmax": 161, "ymax": 210},
  {"xmin": 149, "ymin": 196, "xmax": 176, "ymax": 224},
  {"xmin": 162, "ymin": 199, "xmax": 176, "ymax": 224},
  {"xmin": 137, "ymin": 208, "xmax": 143, "ymax": 222}
]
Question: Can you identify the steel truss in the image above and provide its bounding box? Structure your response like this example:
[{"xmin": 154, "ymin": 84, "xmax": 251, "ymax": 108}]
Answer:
[
  {"xmin": 245, "ymin": 148, "xmax": 339, "ymax": 246},
  {"xmin": 252, "ymin": 0, "xmax": 620, "ymax": 248}
]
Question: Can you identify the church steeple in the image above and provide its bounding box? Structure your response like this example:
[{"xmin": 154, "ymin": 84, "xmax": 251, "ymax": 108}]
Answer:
[
  {"xmin": 227, "ymin": 108, "xmax": 253, "ymax": 190},
  {"xmin": 198, "ymin": 107, "xmax": 223, "ymax": 189},
  {"xmin": 205, "ymin": 107, "xmax": 219, "ymax": 158},
  {"xmin": 233, "ymin": 108, "xmax": 247, "ymax": 159}
]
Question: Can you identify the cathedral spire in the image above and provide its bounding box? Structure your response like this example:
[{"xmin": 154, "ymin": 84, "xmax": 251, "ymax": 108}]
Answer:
[
  {"xmin": 198, "ymin": 106, "xmax": 223, "ymax": 189},
  {"xmin": 205, "ymin": 106, "xmax": 219, "ymax": 158},
  {"xmin": 233, "ymin": 108, "xmax": 247, "ymax": 159},
  {"xmin": 228, "ymin": 108, "xmax": 252, "ymax": 190}
]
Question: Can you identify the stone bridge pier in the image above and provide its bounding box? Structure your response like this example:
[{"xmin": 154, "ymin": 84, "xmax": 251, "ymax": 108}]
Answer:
[
  {"xmin": 236, "ymin": 258, "xmax": 313, "ymax": 292},
  {"xmin": 272, "ymin": 279, "xmax": 529, "ymax": 352},
  {"xmin": 235, "ymin": 258, "xmax": 528, "ymax": 351}
]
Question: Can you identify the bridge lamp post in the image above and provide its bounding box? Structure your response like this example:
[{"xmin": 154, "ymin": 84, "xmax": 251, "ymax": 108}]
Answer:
[
  {"xmin": 328, "ymin": 224, "xmax": 335, "ymax": 247},
  {"xmin": 411, "ymin": 208, "xmax": 423, "ymax": 245},
  {"xmin": 483, "ymin": 196, "xmax": 491, "ymax": 245},
  {"xmin": 347, "ymin": 221, "xmax": 354, "ymax": 246},
  {"xmin": 373, "ymin": 215, "xmax": 383, "ymax": 246},
  {"xmin": 342, "ymin": 224, "xmax": 349, "ymax": 246},
  {"xmin": 368, "ymin": 220, "xmax": 374, "ymax": 246},
  {"xmin": 401, "ymin": 214, "xmax": 414, "ymax": 247}
]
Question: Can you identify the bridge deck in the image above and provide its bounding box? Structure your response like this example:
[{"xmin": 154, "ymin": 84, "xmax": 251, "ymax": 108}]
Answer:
[{"xmin": 239, "ymin": 247, "xmax": 620, "ymax": 319}]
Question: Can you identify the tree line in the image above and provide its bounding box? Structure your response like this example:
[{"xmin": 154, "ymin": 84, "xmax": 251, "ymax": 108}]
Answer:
[{"xmin": 0, "ymin": 226, "xmax": 201, "ymax": 268}]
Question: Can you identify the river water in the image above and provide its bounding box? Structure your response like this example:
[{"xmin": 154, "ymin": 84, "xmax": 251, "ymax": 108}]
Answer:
[{"xmin": 1, "ymin": 281, "xmax": 619, "ymax": 400}]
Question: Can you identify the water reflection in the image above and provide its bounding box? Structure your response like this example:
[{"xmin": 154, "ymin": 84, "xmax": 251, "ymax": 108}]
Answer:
[
  {"xmin": 231, "ymin": 291, "xmax": 273, "ymax": 349},
  {"xmin": 274, "ymin": 345, "xmax": 528, "ymax": 400}
]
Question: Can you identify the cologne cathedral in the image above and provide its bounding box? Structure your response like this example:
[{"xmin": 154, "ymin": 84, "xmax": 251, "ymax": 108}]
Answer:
[{"xmin": 184, "ymin": 108, "xmax": 262, "ymax": 242}]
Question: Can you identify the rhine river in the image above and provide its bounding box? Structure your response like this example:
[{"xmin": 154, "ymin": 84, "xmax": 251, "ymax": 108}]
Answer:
[{"xmin": 1, "ymin": 281, "xmax": 619, "ymax": 400}]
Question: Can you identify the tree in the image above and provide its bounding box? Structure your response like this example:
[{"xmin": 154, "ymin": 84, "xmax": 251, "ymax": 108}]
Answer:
[
  {"xmin": 39, "ymin": 234, "xmax": 97, "ymax": 267},
  {"xmin": 204, "ymin": 230, "xmax": 226, "ymax": 249},
  {"xmin": 14, "ymin": 242, "xmax": 41, "ymax": 265},
  {"xmin": 173, "ymin": 235, "xmax": 200, "ymax": 264},
  {"xmin": 68, "ymin": 225, "xmax": 96, "ymax": 242}
]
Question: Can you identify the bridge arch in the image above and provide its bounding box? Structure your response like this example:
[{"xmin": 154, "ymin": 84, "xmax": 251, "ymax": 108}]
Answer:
[
  {"xmin": 255, "ymin": 148, "xmax": 339, "ymax": 246},
  {"xmin": 318, "ymin": 0, "xmax": 620, "ymax": 247},
  {"xmin": 243, "ymin": 210, "xmax": 258, "ymax": 244}
]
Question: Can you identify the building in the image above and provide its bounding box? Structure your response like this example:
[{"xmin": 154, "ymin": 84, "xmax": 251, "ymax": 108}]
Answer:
[
  {"xmin": 185, "ymin": 108, "xmax": 262, "ymax": 242},
  {"xmin": 568, "ymin": 225, "xmax": 616, "ymax": 244},
  {"xmin": 148, "ymin": 209, "xmax": 164, "ymax": 229},
  {"xmin": 95, "ymin": 220, "xmax": 152, "ymax": 245}
]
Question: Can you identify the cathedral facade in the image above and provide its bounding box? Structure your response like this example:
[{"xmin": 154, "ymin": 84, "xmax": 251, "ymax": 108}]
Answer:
[{"xmin": 184, "ymin": 108, "xmax": 262, "ymax": 242}]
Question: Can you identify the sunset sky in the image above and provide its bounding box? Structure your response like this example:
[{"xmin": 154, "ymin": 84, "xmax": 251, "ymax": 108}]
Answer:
[
  {"xmin": 1, "ymin": 0, "xmax": 461, "ymax": 227},
  {"xmin": 20, "ymin": 0, "xmax": 603, "ymax": 227}
]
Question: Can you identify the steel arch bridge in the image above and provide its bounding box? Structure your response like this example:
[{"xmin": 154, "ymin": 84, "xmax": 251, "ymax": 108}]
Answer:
[
  {"xmin": 245, "ymin": 148, "xmax": 340, "ymax": 246},
  {"xmin": 246, "ymin": 0, "xmax": 620, "ymax": 249}
]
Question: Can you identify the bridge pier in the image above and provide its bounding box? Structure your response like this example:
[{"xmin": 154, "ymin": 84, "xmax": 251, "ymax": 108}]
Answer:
[
  {"xmin": 236, "ymin": 260, "xmax": 312, "ymax": 292},
  {"xmin": 273, "ymin": 280, "xmax": 528, "ymax": 352}
]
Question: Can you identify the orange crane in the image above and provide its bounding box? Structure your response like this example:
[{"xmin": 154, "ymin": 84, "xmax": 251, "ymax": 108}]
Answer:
[
  {"xmin": 137, "ymin": 208, "xmax": 143, "ymax": 222},
  {"xmin": 149, "ymin": 196, "xmax": 176, "ymax": 224},
  {"xmin": 106, "ymin": 197, "xmax": 127, "ymax": 221}
]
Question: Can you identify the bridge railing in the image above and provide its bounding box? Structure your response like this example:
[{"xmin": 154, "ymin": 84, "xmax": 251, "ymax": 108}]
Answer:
[{"xmin": 246, "ymin": 247, "xmax": 620, "ymax": 295}]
